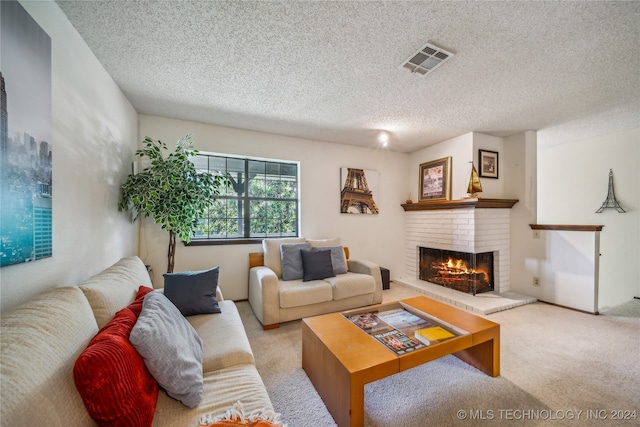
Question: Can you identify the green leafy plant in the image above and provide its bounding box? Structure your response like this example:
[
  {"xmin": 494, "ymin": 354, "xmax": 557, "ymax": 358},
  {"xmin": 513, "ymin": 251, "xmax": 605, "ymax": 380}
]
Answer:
[{"xmin": 119, "ymin": 134, "xmax": 227, "ymax": 272}]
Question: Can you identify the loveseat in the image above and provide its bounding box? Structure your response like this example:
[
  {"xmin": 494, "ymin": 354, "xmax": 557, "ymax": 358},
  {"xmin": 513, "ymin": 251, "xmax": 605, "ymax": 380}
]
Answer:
[
  {"xmin": 0, "ymin": 256, "xmax": 274, "ymax": 426},
  {"xmin": 249, "ymin": 238, "xmax": 383, "ymax": 329}
]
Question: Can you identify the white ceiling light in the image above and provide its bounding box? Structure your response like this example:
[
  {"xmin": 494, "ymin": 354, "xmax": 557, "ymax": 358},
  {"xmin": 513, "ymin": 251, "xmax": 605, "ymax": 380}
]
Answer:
[
  {"xmin": 400, "ymin": 42, "xmax": 454, "ymax": 76},
  {"xmin": 377, "ymin": 131, "xmax": 390, "ymax": 147}
]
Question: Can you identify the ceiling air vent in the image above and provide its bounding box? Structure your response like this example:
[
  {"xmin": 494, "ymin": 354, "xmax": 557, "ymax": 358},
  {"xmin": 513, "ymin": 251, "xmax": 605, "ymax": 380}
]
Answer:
[{"xmin": 400, "ymin": 42, "xmax": 454, "ymax": 76}]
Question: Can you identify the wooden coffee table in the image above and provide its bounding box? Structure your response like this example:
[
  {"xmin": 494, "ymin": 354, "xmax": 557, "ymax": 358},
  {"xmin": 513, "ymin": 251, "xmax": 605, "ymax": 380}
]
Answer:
[{"xmin": 301, "ymin": 296, "xmax": 500, "ymax": 427}]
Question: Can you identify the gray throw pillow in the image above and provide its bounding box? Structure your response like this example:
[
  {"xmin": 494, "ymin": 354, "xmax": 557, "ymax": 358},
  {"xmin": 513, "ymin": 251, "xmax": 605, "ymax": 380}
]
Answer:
[
  {"xmin": 280, "ymin": 242, "xmax": 310, "ymax": 280},
  {"xmin": 301, "ymin": 249, "xmax": 336, "ymax": 282},
  {"xmin": 130, "ymin": 292, "xmax": 203, "ymax": 408},
  {"xmin": 311, "ymin": 246, "xmax": 348, "ymax": 274},
  {"xmin": 163, "ymin": 267, "xmax": 221, "ymax": 316}
]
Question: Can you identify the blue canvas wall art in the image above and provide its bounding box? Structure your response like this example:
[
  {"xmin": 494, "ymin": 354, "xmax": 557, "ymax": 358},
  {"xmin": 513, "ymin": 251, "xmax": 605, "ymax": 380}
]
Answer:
[{"xmin": 1, "ymin": 0, "xmax": 52, "ymax": 266}]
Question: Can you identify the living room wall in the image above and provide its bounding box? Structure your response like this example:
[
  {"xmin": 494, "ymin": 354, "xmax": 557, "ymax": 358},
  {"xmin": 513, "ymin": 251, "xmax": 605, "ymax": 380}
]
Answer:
[
  {"xmin": 137, "ymin": 115, "xmax": 409, "ymax": 300},
  {"xmin": 407, "ymin": 131, "xmax": 507, "ymax": 201},
  {"xmin": 536, "ymin": 124, "xmax": 639, "ymax": 310},
  {"xmin": 1, "ymin": 1, "xmax": 139, "ymax": 312}
]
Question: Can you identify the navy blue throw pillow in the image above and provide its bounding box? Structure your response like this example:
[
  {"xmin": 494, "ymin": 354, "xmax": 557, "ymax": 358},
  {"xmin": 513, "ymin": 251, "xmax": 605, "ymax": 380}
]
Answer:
[
  {"xmin": 163, "ymin": 266, "xmax": 221, "ymax": 316},
  {"xmin": 301, "ymin": 249, "xmax": 336, "ymax": 282}
]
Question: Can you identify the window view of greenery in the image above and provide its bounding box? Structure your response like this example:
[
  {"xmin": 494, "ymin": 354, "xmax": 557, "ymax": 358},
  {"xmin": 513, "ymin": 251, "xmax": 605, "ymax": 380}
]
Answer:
[{"xmin": 192, "ymin": 154, "xmax": 299, "ymax": 240}]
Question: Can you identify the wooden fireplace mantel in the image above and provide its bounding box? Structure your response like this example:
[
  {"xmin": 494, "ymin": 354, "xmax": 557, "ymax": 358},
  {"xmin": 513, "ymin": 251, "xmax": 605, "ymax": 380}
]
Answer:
[
  {"xmin": 402, "ymin": 198, "xmax": 519, "ymax": 211},
  {"xmin": 529, "ymin": 224, "xmax": 604, "ymax": 232}
]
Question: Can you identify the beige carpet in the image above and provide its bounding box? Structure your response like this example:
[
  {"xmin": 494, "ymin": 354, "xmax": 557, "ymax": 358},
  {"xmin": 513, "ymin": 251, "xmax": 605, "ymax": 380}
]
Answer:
[{"xmin": 237, "ymin": 284, "xmax": 640, "ymax": 426}]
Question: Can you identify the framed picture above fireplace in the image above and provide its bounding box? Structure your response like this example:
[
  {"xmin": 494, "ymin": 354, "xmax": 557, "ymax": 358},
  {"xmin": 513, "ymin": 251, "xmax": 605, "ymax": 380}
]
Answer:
[
  {"xmin": 479, "ymin": 149, "xmax": 499, "ymax": 179},
  {"xmin": 419, "ymin": 157, "xmax": 452, "ymax": 201}
]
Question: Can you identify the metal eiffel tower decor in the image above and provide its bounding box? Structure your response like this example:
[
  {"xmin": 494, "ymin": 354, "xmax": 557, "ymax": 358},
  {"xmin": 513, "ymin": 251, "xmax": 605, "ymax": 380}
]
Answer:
[{"xmin": 596, "ymin": 169, "xmax": 625, "ymax": 213}]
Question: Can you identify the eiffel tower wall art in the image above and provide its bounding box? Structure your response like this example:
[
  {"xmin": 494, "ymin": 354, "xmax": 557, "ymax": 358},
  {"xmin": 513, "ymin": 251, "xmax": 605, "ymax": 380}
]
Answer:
[{"xmin": 340, "ymin": 168, "xmax": 380, "ymax": 214}]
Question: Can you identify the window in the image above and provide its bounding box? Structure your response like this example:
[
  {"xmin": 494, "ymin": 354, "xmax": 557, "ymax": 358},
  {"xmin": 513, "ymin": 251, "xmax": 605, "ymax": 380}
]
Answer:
[{"xmin": 191, "ymin": 154, "xmax": 299, "ymax": 243}]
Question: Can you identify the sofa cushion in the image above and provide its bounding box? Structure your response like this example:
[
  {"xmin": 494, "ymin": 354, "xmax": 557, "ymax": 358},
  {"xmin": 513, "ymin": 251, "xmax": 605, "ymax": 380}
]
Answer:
[
  {"xmin": 301, "ymin": 249, "xmax": 336, "ymax": 282},
  {"xmin": 164, "ymin": 267, "xmax": 221, "ymax": 316},
  {"xmin": 78, "ymin": 256, "xmax": 153, "ymax": 328},
  {"xmin": 278, "ymin": 279, "xmax": 333, "ymax": 309},
  {"xmin": 325, "ymin": 272, "xmax": 376, "ymax": 301},
  {"xmin": 73, "ymin": 307, "xmax": 158, "ymax": 427},
  {"xmin": 130, "ymin": 292, "xmax": 204, "ymax": 408},
  {"xmin": 263, "ymin": 237, "xmax": 305, "ymax": 278},
  {"xmin": 0, "ymin": 287, "xmax": 98, "ymax": 426},
  {"xmin": 306, "ymin": 237, "xmax": 342, "ymax": 247},
  {"xmin": 188, "ymin": 300, "xmax": 255, "ymax": 372},
  {"xmin": 311, "ymin": 246, "xmax": 348, "ymax": 275},
  {"xmin": 280, "ymin": 242, "xmax": 310, "ymax": 280}
]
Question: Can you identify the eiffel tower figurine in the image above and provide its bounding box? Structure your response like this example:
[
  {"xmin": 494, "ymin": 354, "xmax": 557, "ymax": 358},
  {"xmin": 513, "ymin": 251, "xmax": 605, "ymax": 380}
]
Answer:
[
  {"xmin": 596, "ymin": 169, "xmax": 626, "ymax": 213},
  {"xmin": 341, "ymin": 168, "xmax": 379, "ymax": 214}
]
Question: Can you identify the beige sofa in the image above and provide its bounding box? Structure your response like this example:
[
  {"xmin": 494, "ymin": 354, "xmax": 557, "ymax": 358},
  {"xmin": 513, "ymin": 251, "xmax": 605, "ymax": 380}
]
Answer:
[
  {"xmin": 249, "ymin": 238, "xmax": 383, "ymax": 329},
  {"xmin": 0, "ymin": 256, "xmax": 272, "ymax": 426}
]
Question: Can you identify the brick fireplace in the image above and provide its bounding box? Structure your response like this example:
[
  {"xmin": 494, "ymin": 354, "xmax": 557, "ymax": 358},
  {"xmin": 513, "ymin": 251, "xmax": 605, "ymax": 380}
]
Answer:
[
  {"xmin": 420, "ymin": 247, "xmax": 494, "ymax": 295},
  {"xmin": 402, "ymin": 199, "xmax": 517, "ymax": 294}
]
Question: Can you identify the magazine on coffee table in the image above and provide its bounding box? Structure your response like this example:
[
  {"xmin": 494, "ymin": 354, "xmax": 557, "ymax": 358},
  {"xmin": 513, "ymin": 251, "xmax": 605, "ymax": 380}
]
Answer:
[
  {"xmin": 372, "ymin": 328, "xmax": 423, "ymax": 355},
  {"xmin": 346, "ymin": 308, "xmax": 431, "ymax": 354},
  {"xmin": 345, "ymin": 306, "xmax": 463, "ymax": 354}
]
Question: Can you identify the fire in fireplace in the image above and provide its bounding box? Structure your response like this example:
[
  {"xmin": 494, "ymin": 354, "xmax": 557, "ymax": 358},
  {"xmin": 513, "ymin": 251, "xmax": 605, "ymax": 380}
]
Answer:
[{"xmin": 419, "ymin": 248, "xmax": 494, "ymax": 295}]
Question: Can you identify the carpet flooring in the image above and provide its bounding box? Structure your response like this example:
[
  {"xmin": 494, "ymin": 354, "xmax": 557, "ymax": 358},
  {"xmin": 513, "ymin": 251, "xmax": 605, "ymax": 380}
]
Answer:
[{"xmin": 237, "ymin": 284, "xmax": 640, "ymax": 427}]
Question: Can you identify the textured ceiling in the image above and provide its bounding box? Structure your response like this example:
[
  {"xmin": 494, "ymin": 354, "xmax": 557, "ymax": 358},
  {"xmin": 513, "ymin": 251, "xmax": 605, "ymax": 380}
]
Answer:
[{"xmin": 56, "ymin": 0, "xmax": 640, "ymax": 153}]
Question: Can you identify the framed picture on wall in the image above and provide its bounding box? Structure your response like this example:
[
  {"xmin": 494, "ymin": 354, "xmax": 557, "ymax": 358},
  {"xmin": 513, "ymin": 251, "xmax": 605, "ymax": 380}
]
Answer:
[
  {"xmin": 340, "ymin": 167, "xmax": 380, "ymax": 214},
  {"xmin": 419, "ymin": 157, "xmax": 452, "ymax": 201},
  {"xmin": 479, "ymin": 149, "xmax": 499, "ymax": 179}
]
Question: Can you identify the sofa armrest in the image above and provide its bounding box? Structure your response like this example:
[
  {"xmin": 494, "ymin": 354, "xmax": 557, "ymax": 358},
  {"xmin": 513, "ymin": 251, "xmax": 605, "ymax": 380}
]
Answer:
[
  {"xmin": 348, "ymin": 258, "xmax": 383, "ymax": 303},
  {"xmin": 248, "ymin": 266, "xmax": 280, "ymax": 328}
]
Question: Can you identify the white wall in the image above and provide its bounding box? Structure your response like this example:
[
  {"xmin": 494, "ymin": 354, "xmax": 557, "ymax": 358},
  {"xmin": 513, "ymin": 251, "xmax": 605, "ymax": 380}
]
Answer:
[
  {"xmin": 0, "ymin": 1, "xmax": 139, "ymax": 312},
  {"xmin": 472, "ymin": 133, "xmax": 504, "ymax": 197},
  {"xmin": 536, "ymin": 126, "xmax": 640, "ymax": 310},
  {"xmin": 504, "ymin": 131, "xmax": 539, "ymax": 296},
  {"xmin": 531, "ymin": 229, "xmax": 601, "ymax": 313},
  {"xmin": 137, "ymin": 115, "xmax": 409, "ymax": 300}
]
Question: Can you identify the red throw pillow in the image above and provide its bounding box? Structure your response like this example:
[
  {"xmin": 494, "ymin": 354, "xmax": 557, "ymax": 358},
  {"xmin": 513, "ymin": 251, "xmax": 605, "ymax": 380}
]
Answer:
[
  {"xmin": 128, "ymin": 285, "xmax": 154, "ymax": 317},
  {"xmin": 74, "ymin": 305, "xmax": 158, "ymax": 426}
]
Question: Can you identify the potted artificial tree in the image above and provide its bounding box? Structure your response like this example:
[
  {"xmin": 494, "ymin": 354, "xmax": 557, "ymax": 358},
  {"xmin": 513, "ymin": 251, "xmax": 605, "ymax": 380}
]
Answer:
[{"xmin": 119, "ymin": 134, "xmax": 227, "ymax": 273}]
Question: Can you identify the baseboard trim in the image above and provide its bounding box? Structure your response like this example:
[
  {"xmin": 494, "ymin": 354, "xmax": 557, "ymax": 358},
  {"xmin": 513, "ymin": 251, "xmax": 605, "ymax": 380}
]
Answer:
[{"xmin": 537, "ymin": 299, "xmax": 598, "ymax": 315}]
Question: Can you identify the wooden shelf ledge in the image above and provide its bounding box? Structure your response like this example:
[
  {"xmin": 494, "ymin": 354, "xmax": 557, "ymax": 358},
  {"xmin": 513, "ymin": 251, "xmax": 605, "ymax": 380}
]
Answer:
[
  {"xmin": 529, "ymin": 224, "xmax": 604, "ymax": 232},
  {"xmin": 402, "ymin": 198, "xmax": 518, "ymax": 211}
]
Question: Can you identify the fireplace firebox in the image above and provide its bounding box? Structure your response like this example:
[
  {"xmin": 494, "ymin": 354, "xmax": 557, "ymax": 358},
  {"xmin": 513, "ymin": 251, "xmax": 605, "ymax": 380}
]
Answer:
[{"xmin": 419, "ymin": 247, "xmax": 494, "ymax": 295}]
